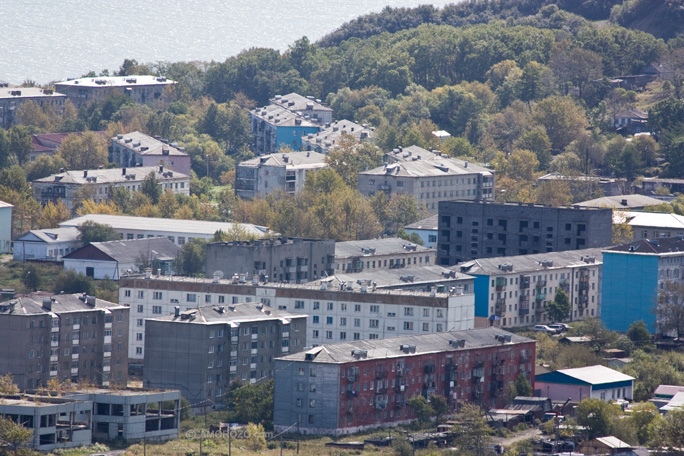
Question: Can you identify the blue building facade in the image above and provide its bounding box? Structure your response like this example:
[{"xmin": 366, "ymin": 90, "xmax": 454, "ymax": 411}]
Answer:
[{"xmin": 601, "ymin": 251, "xmax": 659, "ymax": 332}]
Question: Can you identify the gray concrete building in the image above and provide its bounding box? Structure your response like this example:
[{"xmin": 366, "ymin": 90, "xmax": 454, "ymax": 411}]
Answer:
[
  {"xmin": 235, "ymin": 151, "xmax": 328, "ymax": 199},
  {"xmin": 0, "ymin": 293, "xmax": 129, "ymax": 390},
  {"xmin": 358, "ymin": 147, "xmax": 495, "ymax": 213},
  {"xmin": 0, "ymin": 86, "xmax": 67, "ymax": 129},
  {"xmin": 143, "ymin": 303, "xmax": 306, "ymax": 405},
  {"xmin": 437, "ymin": 201, "xmax": 613, "ymax": 266},
  {"xmin": 301, "ymin": 120, "xmax": 374, "ymax": 154},
  {"xmin": 54, "ymin": 75, "xmax": 175, "ymax": 108},
  {"xmin": 110, "ymin": 131, "xmax": 191, "ymax": 175},
  {"xmin": 206, "ymin": 238, "xmax": 335, "ymax": 283},
  {"xmin": 335, "ymin": 237, "xmax": 436, "ymax": 273}
]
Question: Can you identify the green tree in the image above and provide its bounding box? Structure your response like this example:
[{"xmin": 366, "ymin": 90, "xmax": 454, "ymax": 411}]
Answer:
[
  {"xmin": 22, "ymin": 265, "xmax": 41, "ymax": 292},
  {"xmin": 623, "ymin": 350, "xmax": 684, "ymax": 402},
  {"xmin": 227, "ymin": 380, "xmax": 274, "ymax": 430},
  {"xmin": 9, "ymin": 126, "xmax": 33, "ymax": 165},
  {"xmin": 627, "ymin": 320, "xmax": 652, "ymax": 349},
  {"xmin": 77, "ymin": 221, "xmax": 120, "ymax": 244},
  {"xmin": 651, "ymin": 409, "xmax": 684, "ymax": 456},
  {"xmin": 429, "ymin": 394, "xmax": 448, "ymax": 423},
  {"xmin": 451, "ymin": 403, "xmax": 494, "ymax": 456},
  {"xmin": 532, "ymin": 96, "xmax": 588, "ymax": 152},
  {"xmin": 53, "ymin": 270, "xmax": 96, "ymax": 295},
  {"xmin": 141, "ymin": 171, "xmax": 162, "ymax": 204},
  {"xmin": 396, "ymin": 228, "xmax": 424, "ymax": 245},
  {"xmin": 174, "ymin": 238, "xmax": 207, "ymax": 276},
  {"xmin": 56, "ymin": 131, "xmax": 108, "ymax": 170},
  {"xmin": 325, "ymin": 135, "xmax": 383, "ymax": 188},
  {"xmin": 407, "ymin": 395, "xmax": 434, "ymax": 423},
  {"xmin": 514, "ymin": 372, "xmax": 533, "ymax": 397},
  {"xmin": 244, "ymin": 422, "xmax": 267, "ymax": 452},
  {"xmin": 0, "ymin": 374, "xmax": 19, "ymax": 395},
  {"xmin": 576, "ymin": 398, "xmax": 620, "ymax": 439},
  {"xmin": 547, "ymin": 288, "xmax": 571, "ymax": 322},
  {"xmin": 0, "ymin": 417, "xmax": 34, "ymax": 455},
  {"xmin": 515, "ymin": 129, "xmax": 552, "ymax": 170}
]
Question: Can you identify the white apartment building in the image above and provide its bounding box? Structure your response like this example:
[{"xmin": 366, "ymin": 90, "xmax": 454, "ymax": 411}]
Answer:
[
  {"xmin": 118, "ymin": 275, "xmax": 475, "ymax": 364},
  {"xmin": 0, "ymin": 86, "xmax": 67, "ymax": 129},
  {"xmin": 54, "ymin": 76, "xmax": 175, "ymax": 108},
  {"xmin": 458, "ymin": 248, "xmax": 604, "ymax": 328},
  {"xmin": 334, "ymin": 237, "xmax": 436, "ymax": 273}
]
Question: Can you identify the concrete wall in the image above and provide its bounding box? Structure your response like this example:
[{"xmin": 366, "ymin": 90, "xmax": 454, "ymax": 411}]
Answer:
[
  {"xmin": 0, "ymin": 205, "xmax": 11, "ymax": 254},
  {"xmin": 535, "ymin": 382, "xmax": 589, "ymax": 402}
]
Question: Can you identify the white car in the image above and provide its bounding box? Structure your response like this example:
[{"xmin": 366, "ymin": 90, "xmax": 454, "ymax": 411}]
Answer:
[
  {"xmin": 549, "ymin": 323, "xmax": 569, "ymax": 332},
  {"xmin": 533, "ymin": 324, "xmax": 556, "ymax": 334}
]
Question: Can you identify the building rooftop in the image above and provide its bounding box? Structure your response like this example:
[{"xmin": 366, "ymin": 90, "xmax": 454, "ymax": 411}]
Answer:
[
  {"xmin": 653, "ymin": 384, "xmax": 684, "ymax": 398},
  {"xmin": 605, "ymin": 237, "xmax": 684, "ymax": 254},
  {"xmin": 112, "ymin": 131, "xmax": 188, "ymax": 157},
  {"xmin": 642, "ymin": 177, "xmax": 684, "ymax": 185},
  {"xmin": 277, "ymin": 327, "xmax": 533, "ymax": 364},
  {"xmin": 302, "ymin": 120, "xmax": 373, "ymax": 148},
  {"xmin": 149, "ymin": 302, "xmax": 305, "ymax": 326},
  {"xmin": 63, "ymin": 237, "xmax": 180, "ymax": 264},
  {"xmin": 270, "ymin": 93, "xmax": 332, "ymax": 113},
  {"xmin": 660, "ymin": 391, "xmax": 684, "ymax": 412},
  {"xmin": 538, "ymin": 173, "xmax": 624, "ymax": 184},
  {"xmin": 576, "ymin": 195, "xmax": 662, "ymax": 209},
  {"xmin": 34, "ymin": 166, "xmax": 188, "ymax": 185},
  {"xmin": 385, "ymin": 145, "xmax": 454, "ymax": 163},
  {"xmin": 0, "ymin": 87, "xmax": 66, "ymax": 100},
  {"xmin": 0, "ymin": 200, "xmax": 13, "ymax": 209},
  {"xmin": 441, "ymin": 200, "xmax": 611, "ymax": 211},
  {"xmin": 238, "ymin": 151, "xmax": 327, "ymax": 169},
  {"xmin": 457, "ymin": 248, "xmax": 604, "ymax": 276},
  {"xmin": 404, "ymin": 214, "xmax": 438, "ymax": 231},
  {"xmin": 55, "ymin": 75, "xmax": 175, "ymax": 88},
  {"xmin": 335, "ymin": 237, "xmax": 435, "ymax": 260},
  {"xmin": 592, "ymin": 437, "xmax": 633, "ymax": 449},
  {"xmin": 620, "ymin": 211, "xmax": 684, "ymax": 230},
  {"xmin": 16, "ymin": 227, "xmax": 81, "ymax": 244},
  {"xmin": 251, "ymin": 103, "xmax": 319, "ymax": 127},
  {"xmin": 60, "ymin": 214, "xmax": 270, "ymax": 238},
  {"xmin": 319, "ymin": 265, "xmax": 473, "ymax": 290},
  {"xmin": 538, "ymin": 365, "xmax": 634, "ymax": 385},
  {"xmin": 0, "ymin": 292, "xmax": 125, "ymax": 316},
  {"xmin": 361, "ymin": 155, "xmax": 492, "ymax": 178}
]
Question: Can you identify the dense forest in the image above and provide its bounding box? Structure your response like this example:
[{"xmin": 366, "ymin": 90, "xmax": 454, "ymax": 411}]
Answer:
[{"xmin": 1, "ymin": 0, "xmax": 684, "ymax": 245}]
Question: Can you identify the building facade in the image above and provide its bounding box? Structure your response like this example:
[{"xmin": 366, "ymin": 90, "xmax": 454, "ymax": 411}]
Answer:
[
  {"xmin": 535, "ymin": 365, "xmax": 633, "ymax": 403},
  {"xmin": 0, "ymin": 293, "xmax": 129, "ymax": 390},
  {"xmin": 144, "ymin": 304, "xmax": 306, "ymax": 404},
  {"xmin": 60, "ymin": 214, "xmax": 270, "ymax": 246},
  {"xmin": 274, "ymin": 328, "xmax": 536, "ymax": 435},
  {"xmin": 437, "ymin": 201, "xmax": 613, "ymax": 265},
  {"xmin": 404, "ymin": 214, "xmax": 438, "ymax": 249},
  {"xmin": 250, "ymin": 93, "xmax": 332, "ymax": 155},
  {"xmin": 601, "ymin": 237, "xmax": 684, "ymax": 332},
  {"xmin": 119, "ymin": 275, "xmax": 475, "ymax": 362},
  {"xmin": 235, "ymin": 151, "xmax": 328, "ymax": 199},
  {"xmin": 458, "ymin": 249, "xmax": 604, "ymax": 328},
  {"xmin": 54, "ymin": 76, "xmax": 175, "ymax": 108},
  {"xmin": 206, "ymin": 238, "xmax": 335, "ymax": 283},
  {"xmin": 0, "ymin": 86, "xmax": 67, "ymax": 129},
  {"xmin": 110, "ymin": 131, "xmax": 191, "ymax": 175},
  {"xmin": 33, "ymin": 166, "xmax": 190, "ymax": 212},
  {"xmin": 0, "ymin": 200, "xmax": 12, "ymax": 254},
  {"xmin": 334, "ymin": 237, "xmax": 436, "ymax": 273},
  {"xmin": 358, "ymin": 150, "xmax": 495, "ymax": 213},
  {"xmin": 13, "ymin": 227, "xmax": 82, "ymax": 262}
]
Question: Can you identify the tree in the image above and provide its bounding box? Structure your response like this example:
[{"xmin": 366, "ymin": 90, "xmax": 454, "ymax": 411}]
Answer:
[
  {"xmin": 532, "ymin": 96, "xmax": 588, "ymax": 153},
  {"xmin": 325, "ymin": 135, "xmax": 383, "ymax": 188},
  {"xmin": 0, "ymin": 417, "xmax": 34, "ymax": 455},
  {"xmin": 396, "ymin": 228, "xmax": 424, "ymax": 245},
  {"xmin": 22, "ymin": 265, "xmax": 41, "ymax": 292},
  {"xmin": 227, "ymin": 380, "xmax": 274, "ymax": 430},
  {"xmin": 429, "ymin": 395, "xmax": 448, "ymax": 423},
  {"xmin": 656, "ymin": 280, "xmax": 684, "ymax": 337},
  {"xmin": 38, "ymin": 201, "xmax": 70, "ymax": 228},
  {"xmin": 141, "ymin": 171, "xmax": 162, "ymax": 204},
  {"xmin": 77, "ymin": 221, "xmax": 120, "ymax": 243},
  {"xmin": 244, "ymin": 422, "xmax": 267, "ymax": 452},
  {"xmin": 9, "ymin": 126, "xmax": 33, "ymax": 165},
  {"xmin": 174, "ymin": 238, "xmax": 207, "ymax": 276},
  {"xmin": 547, "ymin": 288, "xmax": 571, "ymax": 322},
  {"xmin": 576, "ymin": 398, "xmax": 620, "ymax": 439},
  {"xmin": 56, "ymin": 132, "xmax": 108, "ymax": 170},
  {"xmin": 53, "ymin": 270, "xmax": 96, "ymax": 295},
  {"xmin": 407, "ymin": 395, "xmax": 434, "ymax": 423},
  {"xmin": 623, "ymin": 350, "xmax": 684, "ymax": 402},
  {"xmin": 651, "ymin": 409, "xmax": 684, "ymax": 456},
  {"xmin": 514, "ymin": 372, "xmax": 533, "ymax": 397},
  {"xmin": 515, "ymin": 129, "xmax": 552, "ymax": 170},
  {"xmin": 612, "ymin": 210, "xmax": 634, "ymax": 244},
  {"xmin": 627, "ymin": 320, "xmax": 652, "ymax": 349},
  {"xmin": 0, "ymin": 374, "xmax": 19, "ymax": 395},
  {"xmin": 451, "ymin": 403, "xmax": 493, "ymax": 456}
]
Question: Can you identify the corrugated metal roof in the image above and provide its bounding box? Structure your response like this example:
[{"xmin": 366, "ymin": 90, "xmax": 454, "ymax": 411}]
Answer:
[{"xmin": 64, "ymin": 237, "xmax": 179, "ymax": 263}]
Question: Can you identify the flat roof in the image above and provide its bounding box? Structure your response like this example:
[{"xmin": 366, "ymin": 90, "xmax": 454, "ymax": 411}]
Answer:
[
  {"xmin": 277, "ymin": 327, "xmax": 533, "ymax": 364},
  {"xmin": 335, "ymin": 237, "xmax": 435, "ymax": 259},
  {"xmin": 60, "ymin": 214, "xmax": 270, "ymax": 238},
  {"xmin": 55, "ymin": 75, "xmax": 175, "ymax": 88},
  {"xmin": 0, "ymin": 87, "xmax": 66, "ymax": 100},
  {"xmin": 457, "ymin": 248, "xmax": 604, "ymax": 275}
]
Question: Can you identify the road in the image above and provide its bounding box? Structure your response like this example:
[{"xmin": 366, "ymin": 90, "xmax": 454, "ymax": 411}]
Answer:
[{"xmin": 493, "ymin": 427, "xmax": 542, "ymax": 447}]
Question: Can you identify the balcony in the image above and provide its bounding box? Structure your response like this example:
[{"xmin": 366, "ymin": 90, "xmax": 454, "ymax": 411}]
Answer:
[
  {"xmin": 251, "ymin": 348, "xmax": 258, "ymax": 355},
  {"xmin": 282, "ymin": 331, "xmax": 290, "ymax": 338},
  {"xmin": 104, "ymin": 322, "xmax": 112, "ymax": 329},
  {"xmin": 376, "ymin": 387, "xmax": 388, "ymax": 395},
  {"xmin": 73, "ymin": 324, "xmax": 80, "ymax": 330},
  {"xmin": 375, "ymin": 401, "xmax": 387, "ymax": 410},
  {"xmin": 230, "ymin": 365, "xmax": 237, "ymax": 372},
  {"xmin": 536, "ymin": 280, "xmax": 547, "ymax": 288},
  {"xmin": 281, "ymin": 346, "xmax": 289, "ymax": 353},
  {"xmin": 376, "ymin": 370, "xmax": 388, "ymax": 379},
  {"xmin": 473, "ymin": 367, "xmax": 485, "ymax": 378},
  {"xmin": 230, "ymin": 351, "xmax": 238, "ymax": 358},
  {"xmin": 104, "ymin": 336, "xmax": 111, "ymax": 344},
  {"xmin": 51, "ymin": 340, "xmax": 59, "ymax": 348},
  {"xmin": 424, "ymin": 364, "xmax": 436, "ymax": 374},
  {"xmin": 347, "ymin": 406, "xmax": 354, "ymax": 414},
  {"xmin": 71, "ymin": 368, "xmax": 78, "ymax": 375},
  {"xmin": 50, "ymin": 370, "xmax": 58, "ymax": 377},
  {"xmin": 395, "ymin": 383, "xmax": 406, "ymax": 392},
  {"xmin": 51, "ymin": 326, "xmax": 59, "ymax": 333},
  {"xmin": 231, "ymin": 336, "xmax": 239, "ymax": 342},
  {"xmin": 397, "ymin": 368, "xmax": 409, "ymax": 377},
  {"xmin": 103, "ymin": 365, "xmax": 110, "ymax": 372},
  {"xmin": 251, "ymin": 333, "xmax": 258, "ymax": 340},
  {"xmin": 72, "ymin": 353, "xmax": 79, "ymax": 360},
  {"xmin": 536, "ymin": 292, "xmax": 546, "ymax": 301},
  {"xmin": 346, "ymin": 390, "xmax": 358, "ymax": 398},
  {"xmin": 250, "ymin": 363, "xmax": 257, "ymax": 369},
  {"xmin": 103, "ymin": 351, "xmax": 111, "ymax": 358},
  {"xmin": 50, "ymin": 355, "xmax": 58, "ymax": 362}
]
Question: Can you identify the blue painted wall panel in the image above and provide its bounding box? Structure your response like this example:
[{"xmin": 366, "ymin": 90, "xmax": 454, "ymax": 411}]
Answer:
[
  {"xmin": 601, "ymin": 252, "xmax": 659, "ymax": 332},
  {"xmin": 474, "ymin": 275, "xmax": 490, "ymax": 318}
]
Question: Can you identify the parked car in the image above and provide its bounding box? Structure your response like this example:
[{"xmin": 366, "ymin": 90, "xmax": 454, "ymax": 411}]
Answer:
[
  {"xmin": 533, "ymin": 324, "xmax": 556, "ymax": 334},
  {"xmin": 549, "ymin": 323, "xmax": 570, "ymax": 332}
]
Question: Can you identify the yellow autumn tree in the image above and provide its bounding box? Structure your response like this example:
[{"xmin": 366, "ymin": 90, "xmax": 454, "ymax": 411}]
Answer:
[{"xmin": 38, "ymin": 200, "xmax": 70, "ymax": 228}]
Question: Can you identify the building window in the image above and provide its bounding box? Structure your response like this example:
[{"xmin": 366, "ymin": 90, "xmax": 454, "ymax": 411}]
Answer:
[
  {"xmin": 136, "ymin": 333, "xmax": 143, "ymax": 341},
  {"xmin": 187, "ymin": 293, "xmax": 197, "ymax": 302},
  {"xmin": 369, "ymin": 320, "xmax": 379, "ymax": 328},
  {"xmin": 404, "ymin": 307, "xmax": 414, "ymax": 316},
  {"xmin": 404, "ymin": 322, "xmax": 414, "ymax": 330},
  {"xmin": 313, "ymin": 301, "xmax": 320, "ymax": 310},
  {"xmin": 137, "ymin": 291, "xmax": 144, "ymax": 298},
  {"xmin": 152, "ymin": 306, "xmax": 162, "ymax": 314},
  {"xmin": 326, "ymin": 317, "xmax": 333, "ymax": 325},
  {"xmin": 153, "ymin": 292, "xmax": 162, "ymax": 300},
  {"xmin": 137, "ymin": 305, "xmax": 144, "ymax": 313},
  {"xmin": 124, "ymin": 290, "xmax": 131, "ymax": 297},
  {"xmin": 295, "ymin": 300, "xmax": 304, "ymax": 309}
]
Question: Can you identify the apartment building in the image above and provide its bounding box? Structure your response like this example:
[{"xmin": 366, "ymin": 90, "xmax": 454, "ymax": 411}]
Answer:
[
  {"xmin": 437, "ymin": 201, "xmax": 613, "ymax": 265},
  {"xmin": 334, "ymin": 237, "xmax": 436, "ymax": 273},
  {"xmin": 250, "ymin": 93, "xmax": 332, "ymax": 155},
  {"xmin": 54, "ymin": 75, "xmax": 175, "ymax": 108},
  {"xmin": 110, "ymin": 131, "xmax": 191, "ymax": 175},
  {"xmin": 358, "ymin": 149, "xmax": 495, "ymax": 213},
  {"xmin": 143, "ymin": 304, "xmax": 306, "ymax": 404},
  {"xmin": 301, "ymin": 120, "xmax": 374, "ymax": 154},
  {"xmin": 0, "ymin": 86, "xmax": 67, "ymax": 129},
  {"xmin": 274, "ymin": 328, "xmax": 536, "ymax": 435},
  {"xmin": 60, "ymin": 214, "xmax": 270, "ymax": 246},
  {"xmin": 119, "ymin": 275, "xmax": 475, "ymax": 362},
  {"xmin": 602, "ymin": 237, "xmax": 684, "ymax": 332},
  {"xmin": 206, "ymin": 238, "xmax": 335, "ymax": 283},
  {"xmin": 235, "ymin": 151, "xmax": 328, "ymax": 199},
  {"xmin": 0, "ymin": 293, "xmax": 129, "ymax": 390},
  {"xmin": 33, "ymin": 165, "xmax": 190, "ymax": 212},
  {"xmin": 458, "ymin": 249, "xmax": 604, "ymax": 328},
  {"xmin": 327, "ymin": 265, "xmax": 474, "ymax": 294},
  {"xmin": 0, "ymin": 200, "xmax": 12, "ymax": 254},
  {"xmin": 619, "ymin": 211, "xmax": 684, "ymax": 240},
  {"xmin": 404, "ymin": 214, "xmax": 439, "ymax": 249}
]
